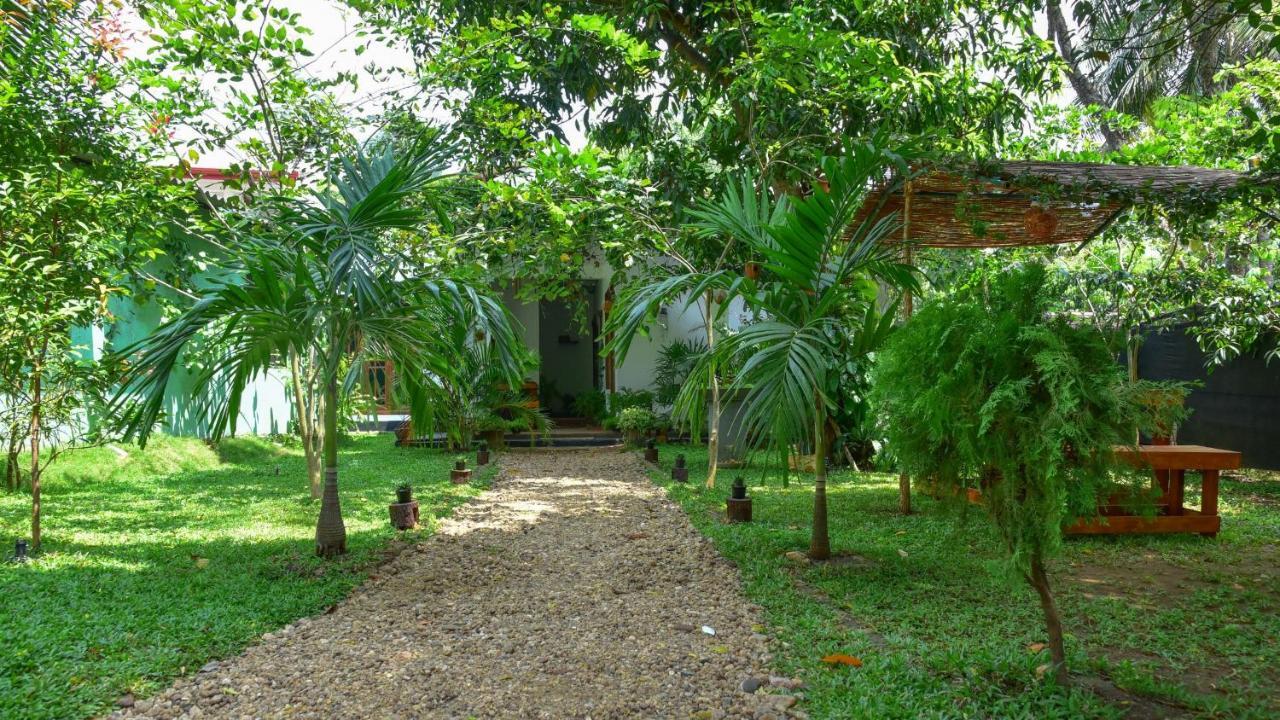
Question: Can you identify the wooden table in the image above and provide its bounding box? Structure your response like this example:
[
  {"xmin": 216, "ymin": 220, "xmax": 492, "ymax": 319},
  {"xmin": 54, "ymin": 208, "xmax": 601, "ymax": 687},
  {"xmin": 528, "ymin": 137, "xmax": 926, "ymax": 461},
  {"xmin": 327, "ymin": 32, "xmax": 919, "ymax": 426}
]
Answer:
[{"xmin": 1064, "ymin": 444, "xmax": 1241, "ymax": 537}]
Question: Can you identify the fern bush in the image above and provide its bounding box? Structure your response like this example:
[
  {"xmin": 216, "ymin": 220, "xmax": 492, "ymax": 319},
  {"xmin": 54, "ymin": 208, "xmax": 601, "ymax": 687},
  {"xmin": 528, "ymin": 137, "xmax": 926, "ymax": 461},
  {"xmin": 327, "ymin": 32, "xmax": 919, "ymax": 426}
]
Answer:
[{"xmin": 871, "ymin": 262, "xmax": 1168, "ymax": 684}]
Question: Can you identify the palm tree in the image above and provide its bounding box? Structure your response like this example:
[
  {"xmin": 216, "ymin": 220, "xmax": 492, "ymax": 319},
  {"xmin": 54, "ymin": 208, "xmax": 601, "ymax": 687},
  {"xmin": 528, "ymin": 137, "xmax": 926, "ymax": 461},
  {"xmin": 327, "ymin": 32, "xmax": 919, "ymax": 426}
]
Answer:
[
  {"xmin": 603, "ymin": 175, "xmax": 779, "ymax": 488},
  {"xmin": 1046, "ymin": 0, "xmax": 1274, "ymax": 150},
  {"xmin": 113, "ymin": 148, "xmax": 522, "ymax": 557},
  {"xmin": 677, "ymin": 142, "xmax": 918, "ymax": 559}
]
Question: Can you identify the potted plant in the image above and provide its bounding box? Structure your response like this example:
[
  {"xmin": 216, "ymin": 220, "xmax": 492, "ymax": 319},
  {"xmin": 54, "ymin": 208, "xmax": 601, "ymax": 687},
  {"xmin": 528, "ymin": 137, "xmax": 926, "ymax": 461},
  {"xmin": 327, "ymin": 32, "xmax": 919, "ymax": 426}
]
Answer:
[
  {"xmin": 389, "ymin": 483, "xmax": 419, "ymax": 530},
  {"xmin": 653, "ymin": 413, "xmax": 672, "ymax": 442},
  {"xmin": 1130, "ymin": 381, "xmax": 1193, "ymax": 445},
  {"xmin": 726, "ymin": 476, "xmax": 752, "ymax": 522},
  {"xmin": 671, "ymin": 454, "xmax": 689, "ymax": 482},
  {"xmin": 616, "ymin": 407, "xmax": 658, "ymax": 447},
  {"xmin": 475, "ymin": 413, "xmax": 509, "ymax": 451},
  {"xmin": 450, "ymin": 456, "xmax": 472, "ymax": 484},
  {"xmin": 476, "ymin": 439, "xmax": 490, "ymax": 466},
  {"xmin": 394, "ymin": 421, "xmax": 413, "ymax": 446},
  {"xmin": 644, "ymin": 437, "xmax": 659, "ymax": 464}
]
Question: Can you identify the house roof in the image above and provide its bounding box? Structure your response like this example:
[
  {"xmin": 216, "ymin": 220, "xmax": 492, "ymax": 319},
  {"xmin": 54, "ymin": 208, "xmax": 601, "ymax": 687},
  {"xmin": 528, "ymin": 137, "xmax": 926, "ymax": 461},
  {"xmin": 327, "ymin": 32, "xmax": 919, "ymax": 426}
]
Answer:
[{"xmin": 857, "ymin": 161, "xmax": 1261, "ymax": 249}]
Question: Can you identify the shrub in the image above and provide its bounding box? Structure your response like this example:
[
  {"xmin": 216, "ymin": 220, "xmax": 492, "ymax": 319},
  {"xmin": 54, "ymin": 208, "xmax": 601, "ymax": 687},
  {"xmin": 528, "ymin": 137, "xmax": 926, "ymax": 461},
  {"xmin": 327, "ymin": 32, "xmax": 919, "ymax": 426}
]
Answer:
[
  {"xmin": 609, "ymin": 388, "xmax": 654, "ymax": 413},
  {"xmin": 615, "ymin": 406, "xmax": 659, "ymax": 433},
  {"xmin": 871, "ymin": 262, "xmax": 1178, "ymax": 685},
  {"xmin": 571, "ymin": 389, "xmax": 608, "ymax": 424}
]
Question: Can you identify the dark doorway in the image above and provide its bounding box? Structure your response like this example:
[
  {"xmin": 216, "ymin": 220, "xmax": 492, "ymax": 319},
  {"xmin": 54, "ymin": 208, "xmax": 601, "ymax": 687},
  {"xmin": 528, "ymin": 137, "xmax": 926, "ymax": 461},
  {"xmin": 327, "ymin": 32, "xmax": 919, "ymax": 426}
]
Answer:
[{"xmin": 538, "ymin": 281, "xmax": 601, "ymax": 418}]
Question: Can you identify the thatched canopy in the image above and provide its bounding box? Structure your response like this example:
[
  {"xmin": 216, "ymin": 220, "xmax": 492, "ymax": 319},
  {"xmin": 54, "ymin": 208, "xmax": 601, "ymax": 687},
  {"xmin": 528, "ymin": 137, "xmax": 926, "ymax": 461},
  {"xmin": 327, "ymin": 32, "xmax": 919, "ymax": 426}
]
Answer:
[{"xmin": 859, "ymin": 161, "xmax": 1255, "ymax": 249}]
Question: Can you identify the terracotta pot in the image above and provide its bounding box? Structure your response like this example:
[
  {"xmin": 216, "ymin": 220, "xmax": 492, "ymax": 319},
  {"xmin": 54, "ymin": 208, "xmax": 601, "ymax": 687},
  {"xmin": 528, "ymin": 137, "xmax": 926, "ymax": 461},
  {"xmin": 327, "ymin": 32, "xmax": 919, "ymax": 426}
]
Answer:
[
  {"xmin": 394, "ymin": 422, "xmax": 412, "ymax": 446},
  {"xmin": 481, "ymin": 429, "xmax": 507, "ymax": 450},
  {"xmin": 1023, "ymin": 205, "xmax": 1059, "ymax": 241}
]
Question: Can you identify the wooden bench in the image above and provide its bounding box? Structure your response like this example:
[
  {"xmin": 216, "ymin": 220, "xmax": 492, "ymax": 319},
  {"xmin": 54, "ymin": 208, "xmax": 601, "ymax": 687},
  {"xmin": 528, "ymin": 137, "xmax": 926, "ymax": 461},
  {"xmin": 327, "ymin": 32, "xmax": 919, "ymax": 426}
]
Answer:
[{"xmin": 1064, "ymin": 444, "xmax": 1240, "ymax": 537}]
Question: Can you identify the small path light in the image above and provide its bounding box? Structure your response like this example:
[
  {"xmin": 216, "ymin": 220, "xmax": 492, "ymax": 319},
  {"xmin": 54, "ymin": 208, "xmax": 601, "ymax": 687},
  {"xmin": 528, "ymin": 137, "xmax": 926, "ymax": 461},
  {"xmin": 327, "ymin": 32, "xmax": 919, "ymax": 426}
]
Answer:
[
  {"xmin": 644, "ymin": 438, "xmax": 659, "ymax": 464},
  {"xmin": 726, "ymin": 476, "xmax": 752, "ymax": 523},
  {"xmin": 476, "ymin": 440, "xmax": 490, "ymax": 466},
  {"xmin": 10, "ymin": 539, "xmax": 29, "ymax": 564},
  {"xmin": 451, "ymin": 457, "xmax": 472, "ymax": 485},
  {"xmin": 671, "ymin": 454, "xmax": 688, "ymax": 483}
]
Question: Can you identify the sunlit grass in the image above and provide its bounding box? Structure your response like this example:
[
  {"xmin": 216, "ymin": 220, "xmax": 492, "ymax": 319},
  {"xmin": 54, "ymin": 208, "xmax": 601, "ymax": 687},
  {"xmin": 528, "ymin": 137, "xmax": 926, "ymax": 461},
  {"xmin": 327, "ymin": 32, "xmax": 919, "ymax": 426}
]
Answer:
[
  {"xmin": 0, "ymin": 433, "xmax": 489, "ymax": 720},
  {"xmin": 650, "ymin": 444, "xmax": 1280, "ymax": 719}
]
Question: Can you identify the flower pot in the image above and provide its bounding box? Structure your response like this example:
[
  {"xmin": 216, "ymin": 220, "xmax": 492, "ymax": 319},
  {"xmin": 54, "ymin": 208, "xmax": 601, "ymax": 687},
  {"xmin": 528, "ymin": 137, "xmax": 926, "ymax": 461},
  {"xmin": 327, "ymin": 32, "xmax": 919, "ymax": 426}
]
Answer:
[
  {"xmin": 394, "ymin": 421, "xmax": 412, "ymax": 446},
  {"xmin": 451, "ymin": 460, "xmax": 471, "ymax": 484},
  {"xmin": 1023, "ymin": 204, "xmax": 1059, "ymax": 241},
  {"xmin": 395, "ymin": 487, "xmax": 413, "ymax": 505},
  {"xmin": 624, "ymin": 429, "xmax": 645, "ymax": 447},
  {"xmin": 671, "ymin": 454, "xmax": 689, "ymax": 482},
  {"xmin": 477, "ymin": 448, "xmax": 490, "ymax": 466},
  {"xmin": 644, "ymin": 444, "xmax": 659, "ymax": 464},
  {"xmin": 481, "ymin": 429, "xmax": 507, "ymax": 451},
  {"xmin": 389, "ymin": 501, "xmax": 420, "ymax": 530}
]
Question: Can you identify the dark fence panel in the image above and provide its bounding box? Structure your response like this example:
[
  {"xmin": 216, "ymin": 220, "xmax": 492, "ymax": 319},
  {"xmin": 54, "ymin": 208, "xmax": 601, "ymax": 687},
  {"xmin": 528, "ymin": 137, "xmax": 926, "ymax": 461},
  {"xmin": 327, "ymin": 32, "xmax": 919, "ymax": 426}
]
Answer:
[{"xmin": 1138, "ymin": 327, "xmax": 1280, "ymax": 470}]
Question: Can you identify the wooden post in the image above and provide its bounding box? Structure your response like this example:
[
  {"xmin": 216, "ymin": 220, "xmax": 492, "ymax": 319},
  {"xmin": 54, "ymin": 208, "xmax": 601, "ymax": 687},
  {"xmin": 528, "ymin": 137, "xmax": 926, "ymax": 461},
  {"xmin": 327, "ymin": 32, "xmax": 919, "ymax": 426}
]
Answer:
[
  {"xmin": 1200, "ymin": 469, "xmax": 1219, "ymax": 517},
  {"xmin": 1169, "ymin": 469, "xmax": 1186, "ymax": 515},
  {"xmin": 898, "ymin": 180, "xmax": 914, "ymax": 516}
]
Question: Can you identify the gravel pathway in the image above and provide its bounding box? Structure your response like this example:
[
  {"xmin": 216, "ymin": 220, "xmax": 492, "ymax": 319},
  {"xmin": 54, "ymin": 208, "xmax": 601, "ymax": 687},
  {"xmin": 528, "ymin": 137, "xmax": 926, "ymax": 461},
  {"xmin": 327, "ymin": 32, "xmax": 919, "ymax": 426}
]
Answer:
[{"xmin": 110, "ymin": 448, "xmax": 804, "ymax": 720}]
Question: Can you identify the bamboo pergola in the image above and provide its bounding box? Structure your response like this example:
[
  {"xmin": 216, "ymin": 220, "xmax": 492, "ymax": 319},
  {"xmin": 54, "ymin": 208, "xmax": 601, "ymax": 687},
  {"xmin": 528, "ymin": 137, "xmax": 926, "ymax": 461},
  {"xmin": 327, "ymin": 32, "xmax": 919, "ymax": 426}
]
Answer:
[{"xmin": 859, "ymin": 161, "xmax": 1254, "ymax": 249}]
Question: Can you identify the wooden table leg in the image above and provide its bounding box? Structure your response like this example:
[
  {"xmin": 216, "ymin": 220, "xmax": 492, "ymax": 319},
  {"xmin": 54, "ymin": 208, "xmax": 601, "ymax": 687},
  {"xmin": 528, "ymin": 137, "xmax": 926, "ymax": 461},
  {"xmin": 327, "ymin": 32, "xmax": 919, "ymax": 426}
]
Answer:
[
  {"xmin": 1169, "ymin": 469, "xmax": 1185, "ymax": 515},
  {"xmin": 1200, "ymin": 469, "xmax": 1219, "ymax": 517},
  {"xmin": 1155, "ymin": 469, "xmax": 1171, "ymax": 513}
]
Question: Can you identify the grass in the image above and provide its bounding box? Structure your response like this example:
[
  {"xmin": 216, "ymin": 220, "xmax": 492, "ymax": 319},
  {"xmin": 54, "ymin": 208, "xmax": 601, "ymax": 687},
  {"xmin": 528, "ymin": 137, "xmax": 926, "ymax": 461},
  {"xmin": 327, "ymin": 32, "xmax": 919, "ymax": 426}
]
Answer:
[
  {"xmin": 0, "ymin": 433, "xmax": 489, "ymax": 720},
  {"xmin": 648, "ymin": 444, "xmax": 1280, "ymax": 719}
]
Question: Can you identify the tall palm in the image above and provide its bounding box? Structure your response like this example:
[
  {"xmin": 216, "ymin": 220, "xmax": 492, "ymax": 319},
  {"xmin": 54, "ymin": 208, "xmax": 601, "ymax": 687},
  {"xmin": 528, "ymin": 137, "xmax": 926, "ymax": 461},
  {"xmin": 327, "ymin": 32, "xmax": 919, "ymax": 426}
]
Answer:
[
  {"xmin": 603, "ymin": 175, "xmax": 778, "ymax": 488},
  {"xmin": 1079, "ymin": 0, "xmax": 1273, "ymax": 116},
  {"xmin": 113, "ymin": 148, "xmax": 522, "ymax": 557},
  {"xmin": 677, "ymin": 142, "xmax": 918, "ymax": 560}
]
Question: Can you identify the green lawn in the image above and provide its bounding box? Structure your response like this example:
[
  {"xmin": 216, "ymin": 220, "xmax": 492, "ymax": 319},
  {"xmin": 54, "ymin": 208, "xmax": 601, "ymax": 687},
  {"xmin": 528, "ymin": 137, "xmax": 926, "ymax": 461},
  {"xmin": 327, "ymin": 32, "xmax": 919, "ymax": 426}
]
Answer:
[
  {"xmin": 649, "ymin": 444, "xmax": 1280, "ymax": 719},
  {"xmin": 0, "ymin": 433, "xmax": 488, "ymax": 720}
]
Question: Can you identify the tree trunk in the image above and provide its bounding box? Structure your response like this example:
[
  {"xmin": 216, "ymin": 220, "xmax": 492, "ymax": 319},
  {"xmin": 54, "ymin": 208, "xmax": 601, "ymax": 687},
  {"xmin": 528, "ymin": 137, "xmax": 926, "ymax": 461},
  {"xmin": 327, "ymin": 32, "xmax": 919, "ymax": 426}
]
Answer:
[
  {"xmin": 704, "ymin": 292, "xmax": 720, "ymax": 489},
  {"xmin": 808, "ymin": 399, "xmax": 831, "ymax": 560},
  {"xmin": 1045, "ymin": 0, "xmax": 1124, "ymax": 152},
  {"xmin": 290, "ymin": 351, "xmax": 323, "ymax": 499},
  {"xmin": 29, "ymin": 352, "xmax": 44, "ymax": 552},
  {"xmin": 1027, "ymin": 554, "xmax": 1070, "ymax": 686},
  {"xmin": 5, "ymin": 424, "xmax": 23, "ymax": 492},
  {"xmin": 898, "ymin": 234, "xmax": 914, "ymax": 515},
  {"xmin": 314, "ymin": 377, "xmax": 346, "ymax": 557}
]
